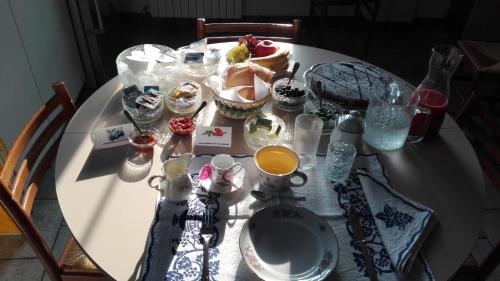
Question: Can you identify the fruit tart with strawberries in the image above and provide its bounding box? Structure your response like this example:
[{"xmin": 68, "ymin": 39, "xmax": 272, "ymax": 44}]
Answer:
[{"xmin": 226, "ymin": 35, "xmax": 290, "ymax": 72}]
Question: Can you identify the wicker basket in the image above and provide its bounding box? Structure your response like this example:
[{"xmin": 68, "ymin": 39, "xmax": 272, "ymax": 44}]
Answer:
[{"xmin": 211, "ymin": 91, "xmax": 271, "ymax": 119}]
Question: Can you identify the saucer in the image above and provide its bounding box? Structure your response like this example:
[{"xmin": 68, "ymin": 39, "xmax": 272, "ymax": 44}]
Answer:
[{"xmin": 198, "ymin": 164, "xmax": 245, "ymax": 193}]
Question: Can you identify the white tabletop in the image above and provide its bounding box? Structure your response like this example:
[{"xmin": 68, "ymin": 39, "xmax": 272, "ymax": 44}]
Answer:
[{"xmin": 55, "ymin": 43, "xmax": 484, "ymax": 281}]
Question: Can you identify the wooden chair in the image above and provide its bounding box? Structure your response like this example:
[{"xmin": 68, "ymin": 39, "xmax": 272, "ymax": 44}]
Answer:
[
  {"xmin": 0, "ymin": 81, "xmax": 109, "ymax": 281},
  {"xmin": 0, "ymin": 138, "xmax": 20, "ymax": 234},
  {"xmin": 196, "ymin": 18, "xmax": 301, "ymax": 44},
  {"xmin": 451, "ymin": 41, "xmax": 500, "ymax": 281},
  {"xmin": 453, "ymin": 242, "xmax": 500, "ymax": 281},
  {"xmin": 455, "ymin": 40, "xmax": 500, "ymax": 127},
  {"xmin": 0, "ymin": 138, "xmax": 7, "ymax": 169},
  {"xmin": 309, "ymin": 0, "xmax": 380, "ymax": 51}
]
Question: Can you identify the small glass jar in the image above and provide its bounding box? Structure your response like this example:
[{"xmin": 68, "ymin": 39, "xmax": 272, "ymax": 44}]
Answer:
[
  {"xmin": 128, "ymin": 127, "xmax": 159, "ymax": 150},
  {"xmin": 271, "ymin": 78, "xmax": 310, "ymax": 112}
]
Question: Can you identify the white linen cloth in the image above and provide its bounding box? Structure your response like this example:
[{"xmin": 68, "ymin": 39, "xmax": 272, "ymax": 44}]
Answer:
[
  {"xmin": 357, "ymin": 169, "xmax": 436, "ymax": 277},
  {"xmin": 141, "ymin": 154, "xmax": 436, "ymax": 281}
]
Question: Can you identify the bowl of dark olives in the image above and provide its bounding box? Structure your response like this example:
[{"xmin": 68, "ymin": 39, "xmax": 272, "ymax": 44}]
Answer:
[{"xmin": 271, "ymin": 78, "xmax": 310, "ymax": 112}]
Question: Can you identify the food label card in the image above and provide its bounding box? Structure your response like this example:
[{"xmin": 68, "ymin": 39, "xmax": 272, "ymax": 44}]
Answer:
[
  {"xmin": 195, "ymin": 126, "xmax": 232, "ymax": 147},
  {"xmin": 93, "ymin": 124, "xmax": 133, "ymax": 149}
]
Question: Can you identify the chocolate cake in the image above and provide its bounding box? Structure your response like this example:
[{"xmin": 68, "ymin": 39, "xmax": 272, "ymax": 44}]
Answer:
[{"xmin": 304, "ymin": 62, "xmax": 390, "ymax": 110}]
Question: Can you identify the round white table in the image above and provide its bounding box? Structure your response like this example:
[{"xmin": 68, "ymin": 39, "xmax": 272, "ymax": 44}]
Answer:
[{"xmin": 55, "ymin": 43, "xmax": 485, "ymax": 281}]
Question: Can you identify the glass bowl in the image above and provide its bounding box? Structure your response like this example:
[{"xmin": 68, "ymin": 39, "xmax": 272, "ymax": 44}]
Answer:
[
  {"xmin": 164, "ymin": 80, "xmax": 202, "ymax": 114},
  {"xmin": 128, "ymin": 128, "xmax": 159, "ymax": 149},
  {"xmin": 116, "ymin": 44, "xmax": 177, "ymax": 89},
  {"xmin": 168, "ymin": 116, "xmax": 196, "ymax": 136},
  {"xmin": 243, "ymin": 112, "xmax": 286, "ymax": 151},
  {"xmin": 177, "ymin": 46, "xmax": 221, "ymax": 77},
  {"xmin": 303, "ymin": 99, "xmax": 344, "ymax": 135},
  {"xmin": 271, "ymin": 78, "xmax": 310, "ymax": 112},
  {"xmin": 121, "ymin": 86, "xmax": 164, "ymax": 124}
]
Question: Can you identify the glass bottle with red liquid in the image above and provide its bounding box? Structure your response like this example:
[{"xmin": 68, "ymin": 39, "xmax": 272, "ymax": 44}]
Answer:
[{"xmin": 410, "ymin": 45, "xmax": 463, "ymax": 140}]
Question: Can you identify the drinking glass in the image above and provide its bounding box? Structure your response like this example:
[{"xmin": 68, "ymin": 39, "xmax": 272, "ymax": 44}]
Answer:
[
  {"xmin": 293, "ymin": 114, "xmax": 324, "ymax": 170},
  {"xmin": 324, "ymin": 141, "xmax": 356, "ymax": 183}
]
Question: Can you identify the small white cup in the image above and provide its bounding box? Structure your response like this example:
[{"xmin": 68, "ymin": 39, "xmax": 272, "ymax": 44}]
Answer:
[{"xmin": 211, "ymin": 154, "xmax": 243, "ymax": 185}]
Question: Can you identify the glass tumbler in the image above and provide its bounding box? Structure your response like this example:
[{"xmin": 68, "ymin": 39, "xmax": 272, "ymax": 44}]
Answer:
[
  {"xmin": 324, "ymin": 141, "xmax": 356, "ymax": 183},
  {"xmin": 293, "ymin": 114, "xmax": 324, "ymax": 170}
]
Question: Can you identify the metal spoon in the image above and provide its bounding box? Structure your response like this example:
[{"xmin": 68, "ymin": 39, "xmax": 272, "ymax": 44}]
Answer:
[
  {"xmin": 191, "ymin": 101, "xmax": 207, "ymax": 119},
  {"xmin": 316, "ymin": 80, "xmax": 323, "ymax": 111},
  {"xmin": 123, "ymin": 110, "xmax": 145, "ymax": 136},
  {"xmin": 250, "ymin": 190, "xmax": 306, "ymax": 201},
  {"xmin": 287, "ymin": 62, "xmax": 300, "ymax": 85}
]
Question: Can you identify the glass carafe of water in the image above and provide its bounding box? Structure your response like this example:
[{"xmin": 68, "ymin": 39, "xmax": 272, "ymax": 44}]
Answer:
[{"xmin": 363, "ymin": 81, "xmax": 431, "ymax": 151}]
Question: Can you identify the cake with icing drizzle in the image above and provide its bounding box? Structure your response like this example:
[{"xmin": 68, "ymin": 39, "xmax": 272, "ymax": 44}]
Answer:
[{"xmin": 304, "ymin": 62, "xmax": 390, "ymax": 110}]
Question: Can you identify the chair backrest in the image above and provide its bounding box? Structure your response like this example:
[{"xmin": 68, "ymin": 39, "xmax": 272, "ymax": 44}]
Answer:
[
  {"xmin": 0, "ymin": 81, "xmax": 76, "ymax": 281},
  {"xmin": 0, "ymin": 138, "xmax": 22, "ymax": 235},
  {"xmin": 196, "ymin": 18, "xmax": 301, "ymax": 44},
  {"xmin": 0, "ymin": 138, "xmax": 7, "ymax": 171}
]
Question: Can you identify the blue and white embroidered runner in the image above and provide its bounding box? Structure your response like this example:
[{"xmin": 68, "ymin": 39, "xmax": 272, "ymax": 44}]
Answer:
[{"xmin": 141, "ymin": 154, "xmax": 436, "ymax": 281}]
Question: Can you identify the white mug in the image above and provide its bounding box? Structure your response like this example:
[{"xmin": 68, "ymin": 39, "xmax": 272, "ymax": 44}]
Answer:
[
  {"xmin": 210, "ymin": 154, "xmax": 243, "ymax": 185},
  {"xmin": 254, "ymin": 145, "xmax": 307, "ymax": 191}
]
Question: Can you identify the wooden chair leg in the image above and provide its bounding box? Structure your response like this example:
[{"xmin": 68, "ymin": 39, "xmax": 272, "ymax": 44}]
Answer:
[
  {"xmin": 456, "ymin": 76, "xmax": 481, "ymax": 127},
  {"xmin": 476, "ymin": 242, "xmax": 500, "ymax": 281}
]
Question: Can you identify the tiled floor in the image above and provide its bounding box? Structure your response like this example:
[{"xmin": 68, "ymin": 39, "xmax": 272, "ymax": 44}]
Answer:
[
  {"xmin": 0, "ymin": 165, "xmax": 71, "ymax": 281},
  {"xmin": 473, "ymin": 174, "xmax": 500, "ymax": 280},
  {"xmin": 2, "ymin": 14, "xmax": 500, "ymax": 281}
]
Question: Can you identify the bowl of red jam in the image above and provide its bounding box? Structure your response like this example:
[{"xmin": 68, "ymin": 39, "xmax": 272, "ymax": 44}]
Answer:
[
  {"xmin": 128, "ymin": 128, "xmax": 159, "ymax": 149},
  {"xmin": 169, "ymin": 116, "xmax": 195, "ymax": 136}
]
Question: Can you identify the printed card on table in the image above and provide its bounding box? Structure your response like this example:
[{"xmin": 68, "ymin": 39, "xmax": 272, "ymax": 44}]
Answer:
[
  {"xmin": 195, "ymin": 126, "xmax": 232, "ymax": 147},
  {"xmin": 93, "ymin": 124, "xmax": 133, "ymax": 149}
]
